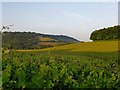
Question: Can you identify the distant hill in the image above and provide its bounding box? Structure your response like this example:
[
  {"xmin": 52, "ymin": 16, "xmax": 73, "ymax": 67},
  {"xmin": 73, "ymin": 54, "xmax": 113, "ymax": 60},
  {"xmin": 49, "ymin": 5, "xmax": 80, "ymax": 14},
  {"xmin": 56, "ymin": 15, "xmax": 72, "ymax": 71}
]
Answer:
[
  {"xmin": 90, "ymin": 25, "xmax": 120, "ymax": 41},
  {"xmin": 2, "ymin": 32, "xmax": 79, "ymax": 49}
]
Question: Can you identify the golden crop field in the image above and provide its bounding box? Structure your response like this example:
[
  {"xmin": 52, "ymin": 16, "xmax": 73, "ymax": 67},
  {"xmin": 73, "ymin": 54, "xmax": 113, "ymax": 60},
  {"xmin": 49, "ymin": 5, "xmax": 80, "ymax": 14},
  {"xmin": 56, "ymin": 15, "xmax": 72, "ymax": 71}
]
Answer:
[{"xmin": 16, "ymin": 40, "xmax": 118, "ymax": 53}]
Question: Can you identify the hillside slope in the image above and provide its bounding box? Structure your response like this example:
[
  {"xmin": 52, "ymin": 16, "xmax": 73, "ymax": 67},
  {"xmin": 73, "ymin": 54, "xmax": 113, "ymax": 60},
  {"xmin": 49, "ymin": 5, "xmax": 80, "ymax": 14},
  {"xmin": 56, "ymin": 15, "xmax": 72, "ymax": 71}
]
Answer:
[
  {"xmin": 17, "ymin": 40, "xmax": 118, "ymax": 53},
  {"xmin": 2, "ymin": 32, "xmax": 79, "ymax": 49}
]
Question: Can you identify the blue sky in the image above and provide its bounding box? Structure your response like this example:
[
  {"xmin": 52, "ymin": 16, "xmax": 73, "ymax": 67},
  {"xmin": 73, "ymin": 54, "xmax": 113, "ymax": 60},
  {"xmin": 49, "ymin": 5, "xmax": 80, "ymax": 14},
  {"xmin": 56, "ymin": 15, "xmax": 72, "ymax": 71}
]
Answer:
[{"xmin": 2, "ymin": 2, "xmax": 118, "ymax": 41}]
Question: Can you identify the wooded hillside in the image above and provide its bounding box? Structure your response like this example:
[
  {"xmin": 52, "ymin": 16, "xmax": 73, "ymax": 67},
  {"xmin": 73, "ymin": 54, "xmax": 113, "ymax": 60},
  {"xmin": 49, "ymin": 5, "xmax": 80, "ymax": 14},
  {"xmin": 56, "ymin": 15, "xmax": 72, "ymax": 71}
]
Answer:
[
  {"xmin": 90, "ymin": 25, "xmax": 120, "ymax": 41},
  {"xmin": 2, "ymin": 32, "xmax": 79, "ymax": 49}
]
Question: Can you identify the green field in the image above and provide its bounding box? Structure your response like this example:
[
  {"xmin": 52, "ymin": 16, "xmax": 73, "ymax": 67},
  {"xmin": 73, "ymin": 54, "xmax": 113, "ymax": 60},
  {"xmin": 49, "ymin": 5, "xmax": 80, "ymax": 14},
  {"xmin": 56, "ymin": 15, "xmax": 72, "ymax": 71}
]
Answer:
[{"xmin": 2, "ymin": 40, "xmax": 119, "ymax": 89}]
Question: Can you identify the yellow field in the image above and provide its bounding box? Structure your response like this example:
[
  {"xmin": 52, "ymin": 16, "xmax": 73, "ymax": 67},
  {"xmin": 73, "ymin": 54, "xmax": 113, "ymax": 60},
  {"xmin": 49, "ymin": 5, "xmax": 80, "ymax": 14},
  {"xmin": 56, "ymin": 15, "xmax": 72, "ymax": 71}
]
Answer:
[
  {"xmin": 16, "ymin": 40, "xmax": 118, "ymax": 53},
  {"xmin": 39, "ymin": 42, "xmax": 65, "ymax": 46},
  {"xmin": 39, "ymin": 37, "xmax": 56, "ymax": 41}
]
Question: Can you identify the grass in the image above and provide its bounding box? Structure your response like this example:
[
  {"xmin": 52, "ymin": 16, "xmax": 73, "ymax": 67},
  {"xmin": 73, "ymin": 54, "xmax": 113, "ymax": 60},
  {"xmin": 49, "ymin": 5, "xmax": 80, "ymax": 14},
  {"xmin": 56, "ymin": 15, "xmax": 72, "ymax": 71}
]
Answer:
[
  {"xmin": 15, "ymin": 40, "xmax": 119, "ymax": 64},
  {"xmin": 16, "ymin": 40, "xmax": 118, "ymax": 53}
]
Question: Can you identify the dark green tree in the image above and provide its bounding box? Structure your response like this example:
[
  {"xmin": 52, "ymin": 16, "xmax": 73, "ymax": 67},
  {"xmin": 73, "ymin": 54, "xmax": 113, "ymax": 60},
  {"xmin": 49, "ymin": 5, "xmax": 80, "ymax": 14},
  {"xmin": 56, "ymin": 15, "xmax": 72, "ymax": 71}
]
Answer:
[{"xmin": 90, "ymin": 25, "xmax": 120, "ymax": 41}]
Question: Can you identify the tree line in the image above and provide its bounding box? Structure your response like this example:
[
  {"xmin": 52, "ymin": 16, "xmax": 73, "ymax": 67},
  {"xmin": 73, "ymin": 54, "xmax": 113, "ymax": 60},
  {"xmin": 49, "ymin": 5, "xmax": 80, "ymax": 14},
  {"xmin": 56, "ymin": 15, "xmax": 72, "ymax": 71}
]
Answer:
[{"xmin": 90, "ymin": 25, "xmax": 120, "ymax": 41}]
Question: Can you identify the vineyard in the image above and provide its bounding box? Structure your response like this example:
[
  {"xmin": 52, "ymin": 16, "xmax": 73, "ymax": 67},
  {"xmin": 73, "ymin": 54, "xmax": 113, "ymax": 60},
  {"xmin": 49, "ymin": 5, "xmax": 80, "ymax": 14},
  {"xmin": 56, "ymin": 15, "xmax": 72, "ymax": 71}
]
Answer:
[{"xmin": 2, "ymin": 40, "xmax": 119, "ymax": 89}]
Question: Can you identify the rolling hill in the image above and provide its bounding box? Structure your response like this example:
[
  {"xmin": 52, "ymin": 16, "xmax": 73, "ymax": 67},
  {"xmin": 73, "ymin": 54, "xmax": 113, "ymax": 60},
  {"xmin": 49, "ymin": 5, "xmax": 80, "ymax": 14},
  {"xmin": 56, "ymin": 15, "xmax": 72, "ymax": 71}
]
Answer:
[
  {"xmin": 16, "ymin": 40, "xmax": 118, "ymax": 53},
  {"xmin": 2, "ymin": 32, "xmax": 79, "ymax": 49},
  {"xmin": 16, "ymin": 40, "xmax": 119, "ymax": 60}
]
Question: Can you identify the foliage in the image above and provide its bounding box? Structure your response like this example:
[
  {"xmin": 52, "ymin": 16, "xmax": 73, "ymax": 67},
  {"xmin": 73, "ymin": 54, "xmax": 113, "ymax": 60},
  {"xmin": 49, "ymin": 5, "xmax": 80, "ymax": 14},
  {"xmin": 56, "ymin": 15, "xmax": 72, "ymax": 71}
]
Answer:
[
  {"xmin": 90, "ymin": 25, "xmax": 120, "ymax": 41},
  {"xmin": 2, "ymin": 32, "xmax": 39, "ymax": 49},
  {"xmin": 2, "ymin": 51, "xmax": 119, "ymax": 89}
]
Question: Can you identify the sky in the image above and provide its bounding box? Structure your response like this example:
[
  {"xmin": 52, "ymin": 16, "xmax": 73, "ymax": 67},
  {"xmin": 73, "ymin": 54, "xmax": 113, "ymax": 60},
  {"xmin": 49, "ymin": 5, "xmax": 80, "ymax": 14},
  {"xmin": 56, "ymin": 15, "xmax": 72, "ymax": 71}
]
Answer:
[
  {"xmin": 1, "ymin": 0, "xmax": 120, "ymax": 2},
  {"xmin": 2, "ymin": 2, "xmax": 118, "ymax": 41}
]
